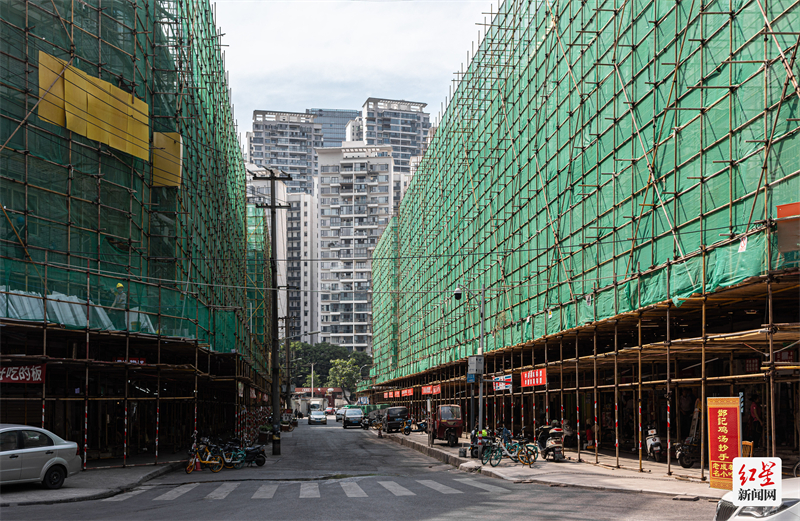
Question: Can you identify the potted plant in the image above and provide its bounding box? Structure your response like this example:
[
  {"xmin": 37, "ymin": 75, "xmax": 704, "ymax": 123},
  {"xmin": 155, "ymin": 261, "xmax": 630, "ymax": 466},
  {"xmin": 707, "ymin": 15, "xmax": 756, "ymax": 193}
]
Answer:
[{"xmin": 258, "ymin": 424, "xmax": 270, "ymax": 444}]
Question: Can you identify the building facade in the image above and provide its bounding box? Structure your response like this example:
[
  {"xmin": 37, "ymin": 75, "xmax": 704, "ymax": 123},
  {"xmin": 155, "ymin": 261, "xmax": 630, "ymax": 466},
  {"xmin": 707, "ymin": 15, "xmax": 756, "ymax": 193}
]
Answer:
[
  {"xmin": 286, "ymin": 192, "xmax": 319, "ymax": 342},
  {"xmin": 366, "ymin": 0, "xmax": 800, "ymax": 477},
  {"xmin": 306, "ymin": 108, "xmax": 360, "ymax": 148},
  {"xmin": 346, "ymin": 98, "xmax": 431, "ymax": 212},
  {"xmin": 317, "ymin": 144, "xmax": 394, "ymax": 353},
  {"xmin": 247, "ymin": 111, "xmax": 323, "ymax": 194}
]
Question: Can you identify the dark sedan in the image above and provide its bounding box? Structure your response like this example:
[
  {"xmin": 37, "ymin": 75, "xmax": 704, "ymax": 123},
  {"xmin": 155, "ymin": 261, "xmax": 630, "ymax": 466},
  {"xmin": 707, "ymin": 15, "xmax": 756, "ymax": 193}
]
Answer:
[{"xmin": 342, "ymin": 409, "xmax": 363, "ymax": 428}]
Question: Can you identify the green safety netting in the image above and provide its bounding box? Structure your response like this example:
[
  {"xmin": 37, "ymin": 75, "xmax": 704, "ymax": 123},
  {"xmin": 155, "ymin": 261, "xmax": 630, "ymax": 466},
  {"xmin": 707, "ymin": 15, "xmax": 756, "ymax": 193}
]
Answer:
[
  {"xmin": 370, "ymin": 0, "xmax": 800, "ymax": 385},
  {"xmin": 0, "ymin": 0, "xmax": 271, "ymax": 369}
]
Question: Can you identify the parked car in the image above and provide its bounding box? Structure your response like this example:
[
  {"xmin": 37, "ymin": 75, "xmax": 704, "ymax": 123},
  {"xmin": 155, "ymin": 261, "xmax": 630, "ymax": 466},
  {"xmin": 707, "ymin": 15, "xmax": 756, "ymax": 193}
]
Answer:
[
  {"xmin": 0, "ymin": 424, "xmax": 82, "ymax": 489},
  {"xmin": 335, "ymin": 408, "xmax": 345, "ymax": 422},
  {"xmin": 383, "ymin": 406, "xmax": 409, "ymax": 433},
  {"xmin": 342, "ymin": 409, "xmax": 363, "ymax": 429},
  {"xmin": 308, "ymin": 411, "xmax": 327, "ymax": 425},
  {"xmin": 325, "ymin": 407, "xmax": 335, "ymax": 415},
  {"xmin": 713, "ymin": 477, "xmax": 799, "ymax": 520}
]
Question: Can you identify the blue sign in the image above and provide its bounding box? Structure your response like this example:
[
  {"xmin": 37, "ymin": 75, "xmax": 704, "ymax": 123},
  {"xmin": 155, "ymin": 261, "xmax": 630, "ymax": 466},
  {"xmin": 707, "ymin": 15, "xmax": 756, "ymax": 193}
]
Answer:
[{"xmin": 466, "ymin": 373, "xmax": 476, "ymax": 383}]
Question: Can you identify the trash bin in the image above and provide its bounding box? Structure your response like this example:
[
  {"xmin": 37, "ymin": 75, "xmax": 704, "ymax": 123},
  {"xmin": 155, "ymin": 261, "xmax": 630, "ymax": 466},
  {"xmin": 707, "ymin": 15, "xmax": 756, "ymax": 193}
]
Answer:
[{"xmin": 458, "ymin": 447, "xmax": 467, "ymax": 458}]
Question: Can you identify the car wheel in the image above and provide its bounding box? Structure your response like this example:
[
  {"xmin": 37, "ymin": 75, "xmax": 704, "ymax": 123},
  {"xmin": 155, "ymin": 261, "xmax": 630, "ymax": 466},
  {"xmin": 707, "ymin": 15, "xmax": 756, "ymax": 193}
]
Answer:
[{"xmin": 42, "ymin": 466, "xmax": 66, "ymax": 490}]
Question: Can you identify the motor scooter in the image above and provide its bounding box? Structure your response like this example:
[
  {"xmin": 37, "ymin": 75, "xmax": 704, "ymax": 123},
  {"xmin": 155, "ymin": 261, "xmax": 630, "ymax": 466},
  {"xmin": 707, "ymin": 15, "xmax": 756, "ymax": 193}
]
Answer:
[
  {"xmin": 536, "ymin": 425, "xmax": 565, "ymax": 461},
  {"xmin": 645, "ymin": 424, "xmax": 663, "ymax": 462}
]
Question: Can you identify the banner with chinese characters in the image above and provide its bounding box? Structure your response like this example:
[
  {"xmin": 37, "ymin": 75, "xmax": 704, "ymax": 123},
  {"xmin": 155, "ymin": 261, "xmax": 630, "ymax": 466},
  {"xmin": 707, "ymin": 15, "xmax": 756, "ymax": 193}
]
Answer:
[
  {"xmin": 521, "ymin": 368, "xmax": 546, "ymax": 387},
  {"xmin": 401, "ymin": 389, "xmax": 413, "ymax": 397},
  {"xmin": 493, "ymin": 375, "xmax": 512, "ymax": 391},
  {"xmin": 422, "ymin": 384, "xmax": 441, "ymax": 395},
  {"xmin": 708, "ymin": 397, "xmax": 742, "ymax": 490},
  {"xmin": 0, "ymin": 365, "xmax": 45, "ymax": 383}
]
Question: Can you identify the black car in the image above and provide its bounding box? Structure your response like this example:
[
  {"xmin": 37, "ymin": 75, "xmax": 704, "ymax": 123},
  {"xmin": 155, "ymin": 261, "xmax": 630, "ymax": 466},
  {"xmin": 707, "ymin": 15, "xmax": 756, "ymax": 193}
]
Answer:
[
  {"xmin": 342, "ymin": 408, "xmax": 363, "ymax": 428},
  {"xmin": 382, "ymin": 406, "xmax": 408, "ymax": 433}
]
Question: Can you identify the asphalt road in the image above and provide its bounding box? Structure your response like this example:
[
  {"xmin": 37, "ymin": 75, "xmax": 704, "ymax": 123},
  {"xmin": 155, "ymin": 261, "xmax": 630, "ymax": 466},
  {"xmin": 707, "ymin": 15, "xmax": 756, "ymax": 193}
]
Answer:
[{"xmin": 1, "ymin": 415, "xmax": 717, "ymax": 520}]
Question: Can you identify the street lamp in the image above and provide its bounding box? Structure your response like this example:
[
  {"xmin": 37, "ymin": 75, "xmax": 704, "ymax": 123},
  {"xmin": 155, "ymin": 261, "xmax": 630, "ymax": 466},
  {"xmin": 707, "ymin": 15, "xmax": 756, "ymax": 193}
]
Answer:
[{"xmin": 454, "ymin": 283, "xmax": 486, "ymax": 436}]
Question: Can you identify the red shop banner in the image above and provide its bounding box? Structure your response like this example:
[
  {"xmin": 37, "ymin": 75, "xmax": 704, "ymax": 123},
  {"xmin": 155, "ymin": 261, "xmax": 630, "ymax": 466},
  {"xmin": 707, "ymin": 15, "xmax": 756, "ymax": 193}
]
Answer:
[
  {"xmin": 521, "ymin": 368, "xmax": 546, "ymax": 387},
  {"xmin": 0, "ymin": 364, "xmax": 45, "ymax": 383},
  {"xmin": 383, "ymin": 392, "xmax": 388, "ymax": 398},
  {"xmin": 708, "ymin": 397, "xmax": 742, "ymax": 490},
  {"xmin": 431, "ymin": 384, "xmax": 441, "ymax": 395},
  {"xmin": 421, "ymin": 385, "xmax": 433, "ymax": 395}
]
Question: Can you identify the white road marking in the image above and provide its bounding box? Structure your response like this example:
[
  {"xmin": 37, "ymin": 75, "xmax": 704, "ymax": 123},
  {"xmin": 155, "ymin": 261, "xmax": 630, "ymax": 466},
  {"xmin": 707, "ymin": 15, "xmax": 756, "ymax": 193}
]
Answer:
[
  {"xmin": 341, "ymin": 482, "xmax": 368, "ymax": 497},
  {"xmin": 416, "ymin": 480, "xmax": 462, "ymax": 494},
  {"xmin": 378, "ymin": 481, "xmax": 415, "ymax": 496},
  {"xmin": 453, "ymin": 478, "xmax": 510, "ymax": 493},
  {"xmin": 252, "ymin": 484, "xmax": 279, "ymax": 499},
  {"xmin": 299, "ymin": 482, "xmax": 320, "ymax": 498},
  {"xmin": 205, "ymin": 482, "xmax": 239, "ymax": 500},
  {"xmin": 153, "ymin": 483, "xmax": 199, "ymax": 501},
  {"xmin": 102, "ymin": 487, "xmax": 149, "ymax": 501}
]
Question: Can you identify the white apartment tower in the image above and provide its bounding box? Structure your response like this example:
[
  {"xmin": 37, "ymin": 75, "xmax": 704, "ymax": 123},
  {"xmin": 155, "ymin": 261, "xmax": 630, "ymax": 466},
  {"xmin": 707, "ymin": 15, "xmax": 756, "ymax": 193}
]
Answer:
[
  {"xmin": 317, "ymin": 143, "xmax": 394, "ymax": 353},
  {"xmin": 286, "ymin": 192, "xmax": 319, "ymax": 342},
  {"xmin": 345, "ymin": 98, "xmax": 431, "ymax": 211},
  {"xmin": 248, "ymin": 111, "xmax": 323, "ymax": 195}
]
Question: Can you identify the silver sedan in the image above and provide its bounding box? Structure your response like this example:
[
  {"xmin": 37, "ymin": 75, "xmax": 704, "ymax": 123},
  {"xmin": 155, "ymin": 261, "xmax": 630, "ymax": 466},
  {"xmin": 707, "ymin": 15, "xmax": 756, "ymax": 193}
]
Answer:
[{"xmin": 0, "ymin": 424, "xmax": 82, "ymax": 489}]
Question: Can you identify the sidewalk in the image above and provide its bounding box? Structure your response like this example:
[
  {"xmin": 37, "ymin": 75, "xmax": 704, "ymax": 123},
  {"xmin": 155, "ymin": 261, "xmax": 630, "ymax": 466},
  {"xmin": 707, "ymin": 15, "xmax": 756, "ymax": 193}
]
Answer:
[
  {"xmin": 0, "ymin": 461, "xmax": 183, "ymax": 507},
  {"xmin": 375, "ymin": 429, "xmax": 728, "ymax": 501}
]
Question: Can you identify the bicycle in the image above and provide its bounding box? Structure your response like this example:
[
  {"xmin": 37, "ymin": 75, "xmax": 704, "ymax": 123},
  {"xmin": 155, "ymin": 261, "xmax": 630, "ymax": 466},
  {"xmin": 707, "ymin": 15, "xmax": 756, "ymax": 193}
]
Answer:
[
  {"xmin": 512, "ymin": 437, "xmax": 539, "ymax": 466},
  {"xmin": 186, "ymin": 443, "xmax": 224, "ymax": 474}
]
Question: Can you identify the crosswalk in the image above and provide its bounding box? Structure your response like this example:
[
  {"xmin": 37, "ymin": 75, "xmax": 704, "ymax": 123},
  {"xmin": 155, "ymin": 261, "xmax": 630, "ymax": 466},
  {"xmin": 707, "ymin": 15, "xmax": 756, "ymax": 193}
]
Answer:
[{"xmin": 102, "ymin": 478, "xmax": 510, "ymax": 503}]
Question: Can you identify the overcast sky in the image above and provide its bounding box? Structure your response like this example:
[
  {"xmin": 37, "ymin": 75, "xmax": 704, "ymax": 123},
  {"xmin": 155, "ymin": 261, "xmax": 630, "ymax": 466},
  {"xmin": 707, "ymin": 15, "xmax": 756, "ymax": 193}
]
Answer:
[{"xmin": 214, "ymin": 0, "xmax": 495, "ymax": 136}]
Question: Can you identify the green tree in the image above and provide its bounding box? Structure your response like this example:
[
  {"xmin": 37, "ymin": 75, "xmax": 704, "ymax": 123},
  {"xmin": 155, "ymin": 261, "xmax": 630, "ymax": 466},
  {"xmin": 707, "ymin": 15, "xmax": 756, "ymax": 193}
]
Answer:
[
  {"xmin": 349, "ymin": 351, "xmax": 373, "ymax": 376},
  {"xmin": 291, "ymin": 341, "xmax": 349, "ymax": 387},
  {"xmin": 325, "ymin": 358, "xmax": 360, "ymax": 402},
  {"xmin": 303, "ymin": 369, "xmax": 320, "ymax": 389}
]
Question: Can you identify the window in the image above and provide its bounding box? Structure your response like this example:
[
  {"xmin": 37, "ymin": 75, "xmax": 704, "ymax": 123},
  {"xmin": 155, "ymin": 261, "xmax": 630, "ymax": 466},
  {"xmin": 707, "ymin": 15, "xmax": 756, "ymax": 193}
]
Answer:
[
  {"xmin": 22, "ymin": 430, "xmax": 53, "ymax": 448},
  {"xmin": 0, "ymin": 431, "xmax": 19, "ymax": 452}
]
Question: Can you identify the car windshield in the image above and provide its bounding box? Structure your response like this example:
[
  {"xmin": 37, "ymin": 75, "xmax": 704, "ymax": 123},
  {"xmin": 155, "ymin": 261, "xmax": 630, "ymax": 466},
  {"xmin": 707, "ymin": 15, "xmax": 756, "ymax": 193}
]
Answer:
[
  {"xmin": 439, "ymin": 406, "xmax": 461, "ymax": 420},
  {"xmin": 310, "ymin": 411, "xmax": 324, "ymax": 417},
  {"xmin": 345, "ymin": 410, "xmax": 362, "ymax": 416}
]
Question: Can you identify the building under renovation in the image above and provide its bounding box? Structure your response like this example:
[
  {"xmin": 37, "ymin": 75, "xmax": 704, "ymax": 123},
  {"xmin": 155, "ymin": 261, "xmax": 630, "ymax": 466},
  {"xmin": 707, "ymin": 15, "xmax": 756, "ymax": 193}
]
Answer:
[
  {"xmin": 0, "ymin": 0, "xmax": 272, "ymax": 466},
  {"xmin": 367, "ymin": 0, "xmax": 800, "ymax": 479}
]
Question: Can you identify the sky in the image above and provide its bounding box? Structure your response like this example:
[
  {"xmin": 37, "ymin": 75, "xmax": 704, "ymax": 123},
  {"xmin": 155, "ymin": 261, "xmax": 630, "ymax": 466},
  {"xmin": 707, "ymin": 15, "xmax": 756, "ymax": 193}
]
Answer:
[{"xmin": 213, "ymin": 0, "xmax": 496, "ymax": 136}]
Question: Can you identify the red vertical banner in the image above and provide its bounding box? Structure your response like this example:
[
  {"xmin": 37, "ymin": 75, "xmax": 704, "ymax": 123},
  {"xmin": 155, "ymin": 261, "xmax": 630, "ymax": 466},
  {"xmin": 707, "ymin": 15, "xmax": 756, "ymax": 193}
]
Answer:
[
  {"xmin": 708, "ymin": 397, "xmax": 742, "ymax": 490},
  {"xmin": 432, "ymin": 384, "xmax": 441, "ymax": 395}
]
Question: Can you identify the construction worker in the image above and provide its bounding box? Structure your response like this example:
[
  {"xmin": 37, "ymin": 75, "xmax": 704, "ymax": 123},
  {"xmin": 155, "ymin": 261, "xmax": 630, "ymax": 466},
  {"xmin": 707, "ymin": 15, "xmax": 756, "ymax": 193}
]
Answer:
[
  {"xmin": 111, "ymin": 283, "xmax": 127, "ymax": 309},
  {"xmin": 110, "ymin": 283, "xmax": 127, "ymax": 330}
]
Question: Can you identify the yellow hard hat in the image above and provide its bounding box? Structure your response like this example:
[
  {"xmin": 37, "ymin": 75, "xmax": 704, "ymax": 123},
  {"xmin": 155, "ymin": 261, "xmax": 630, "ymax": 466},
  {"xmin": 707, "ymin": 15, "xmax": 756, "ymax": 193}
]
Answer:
[{"xmin": 116, "ymin": 283, "xmax": 124, "ymax": 289}]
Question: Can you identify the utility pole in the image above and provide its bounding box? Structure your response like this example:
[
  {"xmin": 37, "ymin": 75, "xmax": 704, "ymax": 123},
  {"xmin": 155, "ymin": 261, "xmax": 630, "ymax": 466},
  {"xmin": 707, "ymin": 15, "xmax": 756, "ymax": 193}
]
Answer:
[{"xmin": 258, "ymin": 167, "xmax": 290, "ymax": 456}]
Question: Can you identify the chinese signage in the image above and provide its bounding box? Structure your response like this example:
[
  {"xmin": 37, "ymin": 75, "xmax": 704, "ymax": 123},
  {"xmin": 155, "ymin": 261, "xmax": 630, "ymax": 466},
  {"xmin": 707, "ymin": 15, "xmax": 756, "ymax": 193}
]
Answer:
[
  {"xmin": 0, "ymin": 365, "xmax": 45, "ymax": 383},
  {"xmin": 733, "ymin": 458, "xmax": 781, "ymax": 506},
  {"xmin": 521, "ymin": 368, "xmax": 546, "ymax": 387},
  {"xmin": 401, "ymin": 389, "xmax": 413, "ymax": 397},
  {"xmin": 421, "ymin": 384, "xmax": 441, "ymax": 395},
  {"xmin": 493, "ymin": 375, "xmax": 512, "ymax": 391},
  {"xmin": 745, "ymin": 359, "xmax": 760, "ymax": 373},
  {"xmin": 708, "ymin": 397, "xmax": 742, "ymax": 490}
]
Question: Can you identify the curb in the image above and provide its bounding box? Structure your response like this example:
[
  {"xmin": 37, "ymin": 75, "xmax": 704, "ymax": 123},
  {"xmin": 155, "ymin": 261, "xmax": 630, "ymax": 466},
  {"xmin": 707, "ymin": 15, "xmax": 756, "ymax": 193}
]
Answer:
[
  {"xmin": 379, "ymin": 433, "xmax": 722, "ymax": 501},
  {"xmin": 0, "ymin": 461, "xmax": 183, "ymax": 507}
]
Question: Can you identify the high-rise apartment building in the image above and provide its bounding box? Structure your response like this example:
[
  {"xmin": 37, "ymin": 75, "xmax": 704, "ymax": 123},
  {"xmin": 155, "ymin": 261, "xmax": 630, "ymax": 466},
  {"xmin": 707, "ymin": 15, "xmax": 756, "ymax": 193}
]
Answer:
[
  {"xmin": 317, "ymin": 143, "xmax": 394, "ymax": 353},
  {"xmin": 345, "ymin": 98, "xmax": 431, "ymax": 211},
  {"xmin": 247, "ymin": 111, "xmax": 323, "ymax": 194},
  {"xmin": 306, "ymin": 108, "xmax": 360, "ymax": 148},
  {"xmin": 286, "ymin": 192, "xmax": 319, "ymax": 342}
]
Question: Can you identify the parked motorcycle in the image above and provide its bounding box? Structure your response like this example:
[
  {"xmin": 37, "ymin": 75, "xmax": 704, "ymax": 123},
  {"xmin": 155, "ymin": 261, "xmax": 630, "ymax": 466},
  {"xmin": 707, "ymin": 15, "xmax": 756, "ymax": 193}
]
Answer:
[
  {"xmin": 536, "ymin": 423, "xmax": 565, "ymax": 462},
  {"xmin": 674, "ymin": 436, "xmax": 700, "ymax": 468},
  {"xmin": 645, "ymin": 424, "xmax": 663, "ymax": 462}
]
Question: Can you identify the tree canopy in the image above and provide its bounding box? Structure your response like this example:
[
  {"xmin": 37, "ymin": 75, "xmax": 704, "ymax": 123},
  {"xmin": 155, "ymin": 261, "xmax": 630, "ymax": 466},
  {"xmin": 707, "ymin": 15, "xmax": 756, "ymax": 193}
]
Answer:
[{"xmin": 290, "ymin": 341, "xmax": 372, "ymax": 390}]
